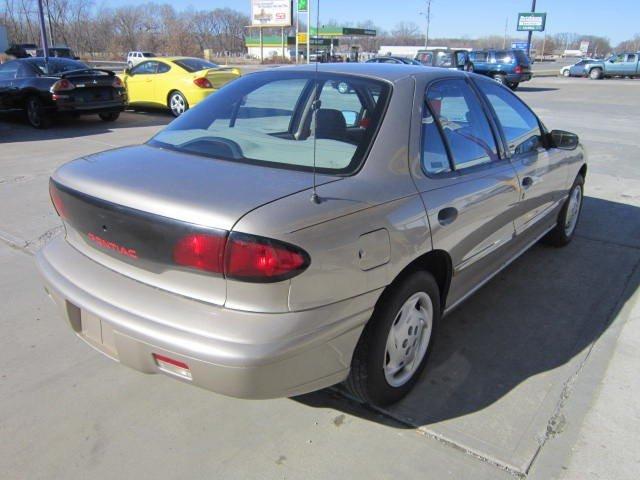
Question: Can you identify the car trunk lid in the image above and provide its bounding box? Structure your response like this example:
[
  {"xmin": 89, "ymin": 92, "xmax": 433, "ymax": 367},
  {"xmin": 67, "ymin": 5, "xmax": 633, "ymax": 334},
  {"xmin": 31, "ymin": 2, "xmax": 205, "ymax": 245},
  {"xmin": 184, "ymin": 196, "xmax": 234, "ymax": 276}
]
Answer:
[
  {"xmin": 199, "ymin": 67, "xmax": 241, "ymax": 89},
  {"xmin": 52, "ymin": 144, "xmax": 337, "ymax": 304}
]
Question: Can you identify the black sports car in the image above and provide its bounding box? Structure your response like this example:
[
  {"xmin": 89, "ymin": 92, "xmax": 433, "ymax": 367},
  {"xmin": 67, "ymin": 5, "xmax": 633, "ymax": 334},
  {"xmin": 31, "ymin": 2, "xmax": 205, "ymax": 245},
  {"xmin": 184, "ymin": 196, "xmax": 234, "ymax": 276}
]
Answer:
[{"xmin": 0, "ymin": 57, "xmax": 127, "ymax": 128}]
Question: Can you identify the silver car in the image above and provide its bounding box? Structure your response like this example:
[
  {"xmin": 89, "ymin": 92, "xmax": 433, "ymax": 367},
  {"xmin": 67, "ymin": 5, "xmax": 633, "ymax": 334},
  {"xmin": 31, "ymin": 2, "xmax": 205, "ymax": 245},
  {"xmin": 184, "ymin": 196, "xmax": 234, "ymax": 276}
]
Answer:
[{"xmin": 37, "ymin": 64, "xmax": 586, "ymax": 406}]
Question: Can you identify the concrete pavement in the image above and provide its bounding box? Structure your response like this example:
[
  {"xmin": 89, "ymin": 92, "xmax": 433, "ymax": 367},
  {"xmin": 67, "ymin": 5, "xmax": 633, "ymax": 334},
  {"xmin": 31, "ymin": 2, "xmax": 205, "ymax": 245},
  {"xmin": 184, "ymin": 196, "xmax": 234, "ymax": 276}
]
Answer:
[{"xmin": 1, "ymin": 76, "xmax": 639, "ymax": 479}]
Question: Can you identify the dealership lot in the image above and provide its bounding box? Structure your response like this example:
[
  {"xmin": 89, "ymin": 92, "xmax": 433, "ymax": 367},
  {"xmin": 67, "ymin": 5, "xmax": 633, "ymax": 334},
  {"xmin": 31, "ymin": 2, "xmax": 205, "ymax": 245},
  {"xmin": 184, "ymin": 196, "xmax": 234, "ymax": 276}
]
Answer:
[{"xmin": 1, "ymin": 76, "xmax": 639, "ymax": 479}]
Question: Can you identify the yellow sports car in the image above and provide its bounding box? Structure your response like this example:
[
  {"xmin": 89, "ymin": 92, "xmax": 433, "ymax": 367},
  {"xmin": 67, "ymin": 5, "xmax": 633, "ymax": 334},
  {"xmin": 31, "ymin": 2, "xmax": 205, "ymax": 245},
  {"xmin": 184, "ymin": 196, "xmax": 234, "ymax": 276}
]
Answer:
[{"xmin": 121, "ymin": 57, "xmax": 241, "ymax": 117}]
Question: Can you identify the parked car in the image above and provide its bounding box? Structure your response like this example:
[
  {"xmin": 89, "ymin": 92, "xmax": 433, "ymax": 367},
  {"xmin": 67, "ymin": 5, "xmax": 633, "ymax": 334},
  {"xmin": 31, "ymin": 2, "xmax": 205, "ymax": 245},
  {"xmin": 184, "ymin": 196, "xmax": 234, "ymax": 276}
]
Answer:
[
  {"xmin": 121, "ymin": 56, "xmax": 241, "ymax": 117},
  {"xmin": 37, "ymin": 64, "xmax": 586, "ymax": 406},
  {"xmin": 366, "ymin": 55, "xmax": 422, "ymax": 65},
  {"xmin": 126, "ymin": 51, "xmax": 156, "ymax": 69},
  {"xmin": 560, "ymin": 58, "xmax": 595, "ymax": 77},
  {"xmin": 36, "ymin": 46, "xmax": 80, "ymax": 60},
  {"xmin": 468, "ymin": 49, "xmax": 532, "ymax": 90},
  {"xmin": 4, "ymin": 43, "xmax": 38, "ymax": 58},
  {"xmin": 0, "ymin": 57, "xmax": 126, "ymax": 128},
  {"xmin": 583, "ymin": 52, "xmax": 640, "ymax": 79},
  {"xmin": 415, "ymin": 49, "xmax": 471, "ymax": 71}
]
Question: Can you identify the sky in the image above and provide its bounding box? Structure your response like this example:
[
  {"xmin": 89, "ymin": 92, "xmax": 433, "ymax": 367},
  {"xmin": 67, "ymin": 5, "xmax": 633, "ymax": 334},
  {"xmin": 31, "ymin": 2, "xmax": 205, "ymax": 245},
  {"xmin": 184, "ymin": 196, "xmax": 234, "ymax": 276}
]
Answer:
[{"xmin": 103, "ymin": 0, "xmax": 639, "ymax": 44}]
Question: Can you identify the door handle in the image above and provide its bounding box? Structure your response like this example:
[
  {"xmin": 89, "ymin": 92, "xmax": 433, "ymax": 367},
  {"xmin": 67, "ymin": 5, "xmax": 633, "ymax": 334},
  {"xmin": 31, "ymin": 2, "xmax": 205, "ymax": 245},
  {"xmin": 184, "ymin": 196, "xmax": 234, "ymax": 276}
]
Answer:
[
  {"xmin": 522, "ymin": 176, "xmax": 534, "ymax": 188},
  {"xmin": 437, "ymin": 207, "xmax": 458, "ymax": 226}
]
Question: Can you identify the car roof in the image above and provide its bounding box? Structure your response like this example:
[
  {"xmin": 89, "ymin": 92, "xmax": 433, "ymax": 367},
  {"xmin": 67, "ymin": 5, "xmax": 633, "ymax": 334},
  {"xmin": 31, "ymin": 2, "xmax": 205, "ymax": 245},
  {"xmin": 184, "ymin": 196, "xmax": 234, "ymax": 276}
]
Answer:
[{"xmin": 277, "ymin": 62, "xmax": 466, "ymax": 83}]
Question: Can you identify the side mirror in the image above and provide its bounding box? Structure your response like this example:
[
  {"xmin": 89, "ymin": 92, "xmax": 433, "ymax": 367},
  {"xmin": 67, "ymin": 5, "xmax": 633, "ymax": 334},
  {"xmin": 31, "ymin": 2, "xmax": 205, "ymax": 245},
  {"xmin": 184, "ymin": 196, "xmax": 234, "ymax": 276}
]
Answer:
[{"xmin": 549, "ymin": 130, "xmax": 579, "ymax": 150}]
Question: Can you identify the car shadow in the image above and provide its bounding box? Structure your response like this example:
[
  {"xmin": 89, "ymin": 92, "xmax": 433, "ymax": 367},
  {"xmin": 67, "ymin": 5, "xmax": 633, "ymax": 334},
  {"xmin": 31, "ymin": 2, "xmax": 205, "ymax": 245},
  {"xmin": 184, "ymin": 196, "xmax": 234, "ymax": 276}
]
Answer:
[
  {"xmin": 0, "ymin": 110, "xmax": 171, "ymax": 143},
  {"xmin": 293, "ymin": 196, "xmax": 640, "ymax": 429},
  {"xmin": 517, "ymin": 86, "xmax": 559, "ymax": 92}
]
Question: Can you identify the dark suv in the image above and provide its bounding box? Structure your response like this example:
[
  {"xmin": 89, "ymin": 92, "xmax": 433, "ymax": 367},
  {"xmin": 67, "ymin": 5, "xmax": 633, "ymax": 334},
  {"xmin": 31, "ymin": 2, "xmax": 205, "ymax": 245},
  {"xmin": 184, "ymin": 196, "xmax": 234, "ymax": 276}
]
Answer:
[{"xmin": 468, "ymin": 49, "xmax": 532, "ymax": 90}]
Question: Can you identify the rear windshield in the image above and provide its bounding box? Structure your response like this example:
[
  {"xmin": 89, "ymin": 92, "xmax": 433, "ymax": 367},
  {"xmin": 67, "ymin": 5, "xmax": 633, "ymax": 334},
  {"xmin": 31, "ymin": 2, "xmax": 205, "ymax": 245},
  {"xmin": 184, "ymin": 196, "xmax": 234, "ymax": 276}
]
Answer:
[
  {"xmin": 149, "ymin": 71, "xmax": 391, "ymax": 174},
  {"xmin": 142, "ymin": 52, "xmax": 155, "ymax": 58},
  {"xmin": 29, "ymin": 58, "xmax": 89, "ymax": 75},
  {"xmin": 174, "ymin": 58, "xmax": 219, "ymax": 72}
]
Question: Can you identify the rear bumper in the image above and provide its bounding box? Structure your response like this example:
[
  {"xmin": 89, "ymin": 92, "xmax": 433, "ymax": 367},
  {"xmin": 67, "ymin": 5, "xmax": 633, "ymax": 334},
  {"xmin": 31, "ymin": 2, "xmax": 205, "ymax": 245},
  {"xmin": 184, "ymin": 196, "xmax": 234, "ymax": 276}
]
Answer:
[
  {"xmin": 183, "ymin": 88, "xmax": 216, "ymax": 108},
  {"xmin": 36, "ymin": 236, "xmax": 375, "ymax": 399}
]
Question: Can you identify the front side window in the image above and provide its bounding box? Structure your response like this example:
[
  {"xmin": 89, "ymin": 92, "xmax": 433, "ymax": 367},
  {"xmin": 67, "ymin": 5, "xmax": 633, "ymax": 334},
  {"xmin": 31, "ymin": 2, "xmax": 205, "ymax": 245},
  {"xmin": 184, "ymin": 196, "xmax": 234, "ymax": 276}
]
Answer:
[
  {"xmin": 476, "ymin": 78, "xmax": 541, "ymax": 155},
  {"xmin": 416, "ymin": 52, "xmax": 433, "ymax": 65},
  {"xmin": 426, "ymin": 79, "xmax": 498, "ymax": 170},
  {"xmin": 149, "ymin": 72, "xmax": 391, "ymax": 174},
  {"xmin": 131, "ymin": 61, "xmax": 159, "ymax": 75}
]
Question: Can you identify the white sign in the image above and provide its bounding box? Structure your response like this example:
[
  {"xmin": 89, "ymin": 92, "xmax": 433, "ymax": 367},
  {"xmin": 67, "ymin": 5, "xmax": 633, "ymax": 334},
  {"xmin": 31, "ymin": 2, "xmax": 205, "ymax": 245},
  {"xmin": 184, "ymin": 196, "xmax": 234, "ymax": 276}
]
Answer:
[
  {"xmin": 579, "ymin": 41, "xmax": 590, "ymax": 54},
  {"xmin": 251, "ymin": 0, "xmax": 292, "ymax": 27}
]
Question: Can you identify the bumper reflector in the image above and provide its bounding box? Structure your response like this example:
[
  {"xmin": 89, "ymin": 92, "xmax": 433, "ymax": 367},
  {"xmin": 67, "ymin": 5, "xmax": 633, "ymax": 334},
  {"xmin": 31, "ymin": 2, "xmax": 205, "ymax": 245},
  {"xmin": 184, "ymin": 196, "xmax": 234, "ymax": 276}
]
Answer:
[{"xmin": 153, "ymin": 353, "xmax": 192, "ymax": 380}]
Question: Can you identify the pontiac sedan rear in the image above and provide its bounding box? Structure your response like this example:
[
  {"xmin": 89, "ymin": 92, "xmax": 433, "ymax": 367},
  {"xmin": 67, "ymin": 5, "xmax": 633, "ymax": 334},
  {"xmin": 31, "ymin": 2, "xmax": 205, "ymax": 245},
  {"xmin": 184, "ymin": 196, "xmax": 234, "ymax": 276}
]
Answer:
[{"xmin": 37, "ymin": 64, "xmax": 586, "ymax": 406}]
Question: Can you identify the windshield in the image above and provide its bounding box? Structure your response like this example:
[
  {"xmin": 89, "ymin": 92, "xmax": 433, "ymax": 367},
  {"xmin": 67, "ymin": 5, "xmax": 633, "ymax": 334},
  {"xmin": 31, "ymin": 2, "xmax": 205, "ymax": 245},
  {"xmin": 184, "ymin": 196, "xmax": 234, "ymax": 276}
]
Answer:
[
  {"xmin": 173, "ymin": 58, "xmax": 219, "ymax": 72},
  {"xmin": 149, "ymin": 71, "xmax": 391, "ymax": 174},
  {"xmin": 29, "ymin": 58, "xmax": 89, "ymax": 75}
]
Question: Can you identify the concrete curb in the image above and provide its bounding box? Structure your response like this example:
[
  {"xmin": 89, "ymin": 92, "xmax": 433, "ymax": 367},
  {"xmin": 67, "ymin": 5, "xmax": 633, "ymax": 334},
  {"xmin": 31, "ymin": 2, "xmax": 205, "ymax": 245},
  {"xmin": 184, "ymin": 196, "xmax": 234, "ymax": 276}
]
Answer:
[{"xmin": 528, "ymin": 259, "xmax": 640, "ymax": 478}]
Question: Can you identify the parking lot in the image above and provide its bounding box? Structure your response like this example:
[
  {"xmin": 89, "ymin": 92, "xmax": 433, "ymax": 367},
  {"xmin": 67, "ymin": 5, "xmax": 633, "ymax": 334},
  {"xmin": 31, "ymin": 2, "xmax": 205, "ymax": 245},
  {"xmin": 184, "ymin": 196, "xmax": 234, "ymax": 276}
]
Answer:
[{"xmin": 1, "ymin": 76, "xmax": 639, "ymax": 479}]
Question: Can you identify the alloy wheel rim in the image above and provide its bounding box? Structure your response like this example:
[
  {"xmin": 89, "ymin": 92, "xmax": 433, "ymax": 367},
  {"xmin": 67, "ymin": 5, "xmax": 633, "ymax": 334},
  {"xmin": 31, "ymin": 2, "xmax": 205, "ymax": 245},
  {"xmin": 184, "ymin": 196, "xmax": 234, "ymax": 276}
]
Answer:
[
  {"xmin": 170, "ymin": 94, "xmax": 185, "ymax": 115},
  {"xmin": 564, "ymin": 185, "xmax": 582, "ymax": 236},
  {"xmin": 27, "ymin": 99, "xmax": 41, "ymax": 126},
  {"xmin": 383, "ymin": 292, "xmax": 433, "ymax": 387}
]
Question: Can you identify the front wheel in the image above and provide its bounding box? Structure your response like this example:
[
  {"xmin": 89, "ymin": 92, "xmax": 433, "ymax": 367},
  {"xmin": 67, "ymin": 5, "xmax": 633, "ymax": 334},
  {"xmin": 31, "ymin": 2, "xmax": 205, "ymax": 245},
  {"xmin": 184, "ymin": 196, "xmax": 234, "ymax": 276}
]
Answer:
[
  {"xmin": 589, "ymin": 68, "xmax": 603, "ymax": 80},
  {"xmin": 562, "ymin": 69, "xmax": 570, "ymax": 77},
  {"xmin": 168, "ymin": 91, "xmax": 189, "ymax": 117},
  {"xmin": 98, "ymin": 112, "xmax": 120, "ymax": 122},
  {"xmin": 345, "ymin": 271, "xmax": 440, "ymax": 406},
  {"xmin": 542, "ymin": 175, "xmax": 584, "ymax": 247}
]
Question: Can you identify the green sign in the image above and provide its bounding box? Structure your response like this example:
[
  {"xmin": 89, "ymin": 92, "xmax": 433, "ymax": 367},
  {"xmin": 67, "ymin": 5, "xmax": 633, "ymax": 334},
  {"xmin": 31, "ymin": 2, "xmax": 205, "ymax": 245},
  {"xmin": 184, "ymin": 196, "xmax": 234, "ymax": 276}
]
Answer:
[
  {"xmin": 517, "ymin": 12, "xmax": 547, "ymax": 32},
  {"xmin": 298, "ymin": 0, "xmax": 308, "ymax": 12}
]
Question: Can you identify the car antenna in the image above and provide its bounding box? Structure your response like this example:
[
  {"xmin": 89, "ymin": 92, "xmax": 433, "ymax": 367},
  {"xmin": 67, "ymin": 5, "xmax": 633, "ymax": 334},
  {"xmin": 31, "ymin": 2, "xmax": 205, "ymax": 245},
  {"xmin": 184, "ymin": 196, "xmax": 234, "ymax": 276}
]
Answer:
[{"xmin": 310, "ymin": 0, "xmax": 321, "ymax": 205}]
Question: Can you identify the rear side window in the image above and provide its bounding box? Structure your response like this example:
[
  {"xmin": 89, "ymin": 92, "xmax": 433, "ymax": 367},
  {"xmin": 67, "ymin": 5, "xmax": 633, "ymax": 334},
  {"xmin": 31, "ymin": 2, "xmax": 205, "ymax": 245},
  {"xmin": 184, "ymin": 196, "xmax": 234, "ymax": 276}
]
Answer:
[
  {"xmin": 493, "ymin": 51, "xmax": 513, "ymax": 63},
  {"xmin": 627, "ymin": 54, "xmax": 637, "ymax": 63},
  {"xmin": 157, "ymin": 63, "xmax": 171, "ymax": 73},
  {"xmin": 0, "ymin": 61, "xmax": 19, "ymax": 79},
  {"xmin": 426, "ymin": 79, "xmax": 499, "ymax": 170},
  {"xmin": 421, "ymin": 105, "xmax": 451, "ymax": 175},
  {"xmin": 476, "ymin": 79, "xmax": 541, "ymax": 155}
]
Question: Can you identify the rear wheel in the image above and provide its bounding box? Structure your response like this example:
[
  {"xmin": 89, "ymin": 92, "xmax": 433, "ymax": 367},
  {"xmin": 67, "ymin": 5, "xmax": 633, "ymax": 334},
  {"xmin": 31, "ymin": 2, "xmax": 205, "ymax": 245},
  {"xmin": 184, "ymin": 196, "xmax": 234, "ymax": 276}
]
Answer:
[
  {"xmin": 98, "ymin": 112, "xmax": 120, "ymax": 122},
  {"xmin": 492, "ymin": 73, "xmax": 507, "ymax": 85},
  {"xmin": 542, "ymin": 175, "xmax": 584, "ymax": 247},
  {"xmin": 25, "ymin": 96, "xmax": 50, "ymax": 129},
  {"xmin": 508, "ymin": 82, "xmax": 520, "ymax": 91},
  {"xmin": 345, "ymin": 271, "xmax": 440, "ymax": 406},
  {"xmin": 589, "ymin": 68, "xmax": 603, "ymax": 80},
  {"xmin": 168, "ymin": 91, "xmax": 188, "ymax": 117}
]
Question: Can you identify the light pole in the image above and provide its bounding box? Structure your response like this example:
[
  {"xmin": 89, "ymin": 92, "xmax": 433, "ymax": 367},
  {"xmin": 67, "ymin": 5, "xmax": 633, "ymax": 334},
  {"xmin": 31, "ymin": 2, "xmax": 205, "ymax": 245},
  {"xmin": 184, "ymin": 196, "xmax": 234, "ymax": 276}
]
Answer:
[
  {"xmin": 36, "ymin": 0, "xmax": 50, "ymax": 65},
  {"xmin": 527, "ymin": 0, "xmax": 536, "ymax": 59}
]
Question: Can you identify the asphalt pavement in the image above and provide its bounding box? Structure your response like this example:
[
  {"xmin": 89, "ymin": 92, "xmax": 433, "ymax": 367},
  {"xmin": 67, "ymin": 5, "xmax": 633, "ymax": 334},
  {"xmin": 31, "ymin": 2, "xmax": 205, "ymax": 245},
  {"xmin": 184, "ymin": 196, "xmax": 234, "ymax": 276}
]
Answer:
[{"xmin": 0, "ymin": 76, "xmax": 638, "ymax": 479}]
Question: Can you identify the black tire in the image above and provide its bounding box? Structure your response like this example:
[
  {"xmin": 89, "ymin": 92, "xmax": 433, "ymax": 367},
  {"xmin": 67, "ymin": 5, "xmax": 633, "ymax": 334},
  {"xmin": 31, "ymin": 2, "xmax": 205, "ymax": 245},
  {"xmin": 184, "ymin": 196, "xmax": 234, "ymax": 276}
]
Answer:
[
  {"xmin": 168, "ymin": 91, "xmax": 189, "ymax": 117},
  {"xmin": 589, "ymin": 68, "xmax": 603, "ymax": 80},
  {"xmin": 98, "ymin": 112, "xmax": 120, "ymax": 122},
  {"xmin": 25, "ymin": 96, "xmax": 50, "ymax": 129},
  {"xmin": 542, "ymin": 175, "xmax": 585, "ymax": 247},
  {"xmin": 492, "ymin": 73, "xmax": 507, "ymax": 85},
  {"xmin": 508, "ymin": 82, "xmax": 520, "ymax": 91},
  {"xmin": 562, "ymin": 69, "xmax": 570, "ymax": 77},
  {"xmin": 345, "ymin": 271, "xmax": 441, "ymax": 406}
]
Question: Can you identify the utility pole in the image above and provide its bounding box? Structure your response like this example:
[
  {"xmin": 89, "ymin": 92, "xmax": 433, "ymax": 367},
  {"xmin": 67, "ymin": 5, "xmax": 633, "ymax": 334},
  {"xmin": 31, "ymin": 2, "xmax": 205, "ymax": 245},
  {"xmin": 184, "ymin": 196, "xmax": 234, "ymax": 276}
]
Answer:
[
  {"xmin": 527, "ymin": 0, "xmax": 536, "ymax": 59},
  {"xmin": 503, "ymin": 16, "xmax": 508, "ymax": 49},
  {"xmin": 420, "ymin": 0, "xmax": 432, "ymax": 49}
]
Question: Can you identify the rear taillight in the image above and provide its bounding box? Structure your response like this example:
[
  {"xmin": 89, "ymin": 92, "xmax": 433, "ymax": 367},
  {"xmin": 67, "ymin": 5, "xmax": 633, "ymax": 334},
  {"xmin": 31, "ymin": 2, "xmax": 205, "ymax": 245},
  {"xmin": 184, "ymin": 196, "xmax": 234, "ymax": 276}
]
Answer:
[
  {"xmin": 50, "ymin": 79, "xmax": 75, "ymax": 93},
  {"xmin": 224, "ymin": 232, "xmax": 309, "ymax": 282},
  {"xmin": 49, "ymin": 181, "xmax": 67, "ymax": 219},
  {"xmin": 112, "ymin": 76, "xmax": 123, "ymax": 88},
  {"xmin": 515, "ymin": 65, "xmax": 523, "ymax": 74},
  {"xmin": 173, "ymin": 233, "xmax": 226, "ymax": 273},
  {"xmin": 172, "ymin": 231, "xmax": 310, "ymax": 282},
  {"xmin": 193, "ymin": 77, "xmax": 213, "ymax": 89}
]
